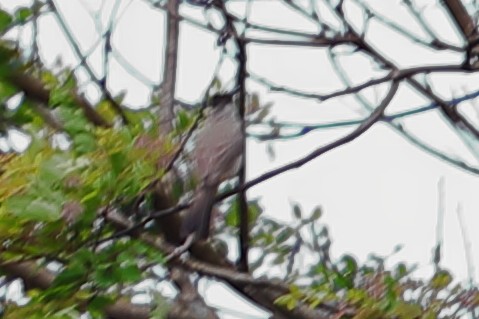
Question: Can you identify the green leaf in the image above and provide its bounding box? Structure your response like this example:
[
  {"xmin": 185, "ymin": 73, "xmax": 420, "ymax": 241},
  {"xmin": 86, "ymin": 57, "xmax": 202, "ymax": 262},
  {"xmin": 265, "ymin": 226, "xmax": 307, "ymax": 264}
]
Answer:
[
  {"xmin": 176, "ymin": 109, "xmax": 192, "ymax": 131},
  {"xmin": 73, "ymin": 133, "xmax": 97, "ymax": 154},
  {"xmin": 27, "ymin": 199, "xmax": 61, "ymax": 221},
  {"xmin": 395, "ymin": 263, "xmax": 407, "ymax": 279},
  {"xmin": 311, "ymin": 206, "xmax": 322, "ymax": 220},
  {"xmin": 38, "ymin": 154, "xmax": 70, "ymax": 183},
  {"xmin": 49, "ymin": 85, "xmax": 73, "ymax": 108},
  {"xmin": 5, "ymin": 195, "xmax": 33, "ymax": 214},
  {"xmin": 6, "ymin": 196, "xmax": 60, "ymax": 221},
  {"xmin": 120, "ymin": 264, "xmax": 142, "ymax": 282},
  {"xmin": 0, "ymin": 81, "xmax": 18, "ymax": 99},
  {"xmin": 125, "ymin": 109, "xmax": 155, "ymax": 127},
  {"xmin": 54, "ymin": 306, "xmax": 80, "ymax": 318},
  {"xmin": 0, "ymin": 9, "xmax": 13, "ymax": 33},
  {"xmin": 248, "ymin": 201, "xmax": 262, "ymax": 225},
  {"xmin": 110, "ymin": 151, "xmax": 127, "ymax": 176},
  {"xmin": 390, "ymin": 302, "xmax": 422, "ymax": 319},
  {"xmin": 421, "ymin": 310, "xmax": 436, "ymax": 319},
  {"xmin": 7, "ymin": 99, "xmax": 35, "ymax": 125},
  {"xmin": 292, "ymin": 202, "xmax": 302, "ymax": 219},
  {"xmin": 53, "ymin": 264, "xmax": 86, "ymax": 287},
  {"xmin": 286, "ymin": 297, "xmax": 297, "ymax": 310},
  {"xmin": 346, "ymin": 288, "xmax": 368, "ymax": 305},
  {"xmin": 353, "ymin": 307, "xmax": 382, "ymax": 319},
  {"xmin": 340, "ymin": 255, "xmax": 358, "ymax": 276},
  {"xmin": 393, "ymin": 244, "xmax": 403, "ymax": 253},
  {"xmin": 94, "ymin": 266, "xmax": 120, "ymax": 288},
  {"xmin": 430, "ymin": 270, "xmax": 452, "ymax": 289},
  {"xmin": 72, "ymin": 248, "xmax": 95, "ymax": 265},
  {"xmin": 35, "ymin": 189, "xmax": 64, "ymax": 207},
  {"xmin": 14, "ymin": 7, "xmax": 32, "ymax": 23},
  {"xmin": 275, "ymin": 294, "xmax": 297, "ymax": 310},
  {"xmin": 224, "ymin": 201, "xmax": 239, "ymax": 227},
  {"xmin": 97, "ymin": 100, "xmax": 117, "ymax": 122},
  {"xmin": 333, "ymin": 273, "xmax": 351, "ymax": 289},
  {"xmin": 276, "ymin": 228, "xmax": 293, "ymax": 243},
  {"xmin": 88, "ymin": 295, "xmax": 115, "ymax": 316},
  {"xmin": 63, "ymin": 117, "xmax": 89, "ymax": 134}
]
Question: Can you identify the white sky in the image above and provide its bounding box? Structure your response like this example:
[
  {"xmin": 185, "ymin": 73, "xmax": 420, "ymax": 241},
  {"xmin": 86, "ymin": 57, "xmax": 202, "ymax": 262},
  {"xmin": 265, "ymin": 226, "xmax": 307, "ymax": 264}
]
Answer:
[{"xmin": 3, "ymin": 0, "xmax": 479, "ymax": 318}]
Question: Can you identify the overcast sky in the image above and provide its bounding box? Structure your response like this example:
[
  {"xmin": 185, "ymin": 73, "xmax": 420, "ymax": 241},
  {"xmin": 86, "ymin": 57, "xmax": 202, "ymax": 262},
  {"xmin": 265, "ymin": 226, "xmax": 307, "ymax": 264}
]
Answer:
[{"xmin": 3, "ymin": 1, "xmax": 479, "ymax": 318}]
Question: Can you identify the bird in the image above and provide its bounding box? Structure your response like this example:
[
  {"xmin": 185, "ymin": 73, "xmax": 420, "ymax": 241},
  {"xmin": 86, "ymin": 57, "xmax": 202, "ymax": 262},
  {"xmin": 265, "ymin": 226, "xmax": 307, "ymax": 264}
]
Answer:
[{"xmin": 180, "ymin": 93, "xmax": 243, "ymax": 241}]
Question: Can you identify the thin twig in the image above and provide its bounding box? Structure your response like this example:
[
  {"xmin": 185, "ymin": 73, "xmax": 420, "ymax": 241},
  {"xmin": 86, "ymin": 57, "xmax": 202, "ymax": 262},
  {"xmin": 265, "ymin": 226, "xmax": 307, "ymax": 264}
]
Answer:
[
  {"xmin": 327, "ymin": 48, "xmax": 479, "ymax": 175},
  {"xmin": 48, "ymin": 0, "xmax": 128, "ymax": 123},
  {"xmin": 433, "ymin": 177, "xmax": 445, "ymax": 270},
  {"xmin": 250, "ymin": 64, "xmax": 473, "ymax": 103},
  {"xmin": 218, "ymin": 80, "xmax": 399, "ymax": 201},
  {"xmin": 456, "ymin": 204, "xmax": 476, "ymax": 287}
]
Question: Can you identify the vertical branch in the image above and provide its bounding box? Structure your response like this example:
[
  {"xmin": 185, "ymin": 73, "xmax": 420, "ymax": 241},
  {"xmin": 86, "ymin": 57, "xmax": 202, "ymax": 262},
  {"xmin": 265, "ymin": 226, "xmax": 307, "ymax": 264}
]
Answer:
[
  {"xmin": 442, "ymin": 0, "xmax": 478, "ymax": 42},
  {"xmin": 433, "ymin": 177, "xmax": 445, "ymax": 270},
  {"xmin": 441, "ymin": 0, "xmax": 479, "ymax": 67},
  {"xmin": 237, "ymin": 37, "xmax": 249, "ymax": 272},
  {"xmin": 456, "ymin": 203, "xmax": 478, "ymax": 319},
  {"xmin": 456, "ymin": 204, "xmax": 476, "ymax": 287},
  {"xmin": 30, "ymin": 0, "xmax": 43, "ymax": 66},
  {"xmin": 158, "ymin": 0, "xmax": 180, "ymax": 135},
  {"xmin": 232, "ymin": 1, "xmax": 251, "ymax": 272},
  {"xmin": 101, "ymin": 0, "xmax": 129, "ymax": 124}
]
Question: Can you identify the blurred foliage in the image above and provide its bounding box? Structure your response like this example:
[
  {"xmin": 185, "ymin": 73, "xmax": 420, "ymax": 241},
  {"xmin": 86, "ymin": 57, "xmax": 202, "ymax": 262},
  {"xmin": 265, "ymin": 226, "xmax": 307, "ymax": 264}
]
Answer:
[
  {"xmin": 261, "ymin": 203, "xmax": 479, "ymax": 319},
  {"xmin": 222, "ymin": 195, "xmax": 479, "ymax": 318},
  {"xmin": 0, "ymin": 7, "xmax": 176, "ymax": 317}
]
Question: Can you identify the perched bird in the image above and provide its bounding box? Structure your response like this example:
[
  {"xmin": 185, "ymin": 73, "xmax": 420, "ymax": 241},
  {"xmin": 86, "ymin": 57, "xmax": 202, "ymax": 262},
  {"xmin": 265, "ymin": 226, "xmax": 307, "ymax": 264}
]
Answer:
[{"xmin": 180, "ymin": 93, "xmax": 243, "ymax": 241}]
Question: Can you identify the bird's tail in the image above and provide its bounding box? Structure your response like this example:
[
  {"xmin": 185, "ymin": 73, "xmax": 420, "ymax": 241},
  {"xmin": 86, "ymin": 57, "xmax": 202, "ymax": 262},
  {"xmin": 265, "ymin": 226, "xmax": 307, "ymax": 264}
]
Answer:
[{"xmin": 180, "ymin": 185, "xmax": 218, "ymax": 240}]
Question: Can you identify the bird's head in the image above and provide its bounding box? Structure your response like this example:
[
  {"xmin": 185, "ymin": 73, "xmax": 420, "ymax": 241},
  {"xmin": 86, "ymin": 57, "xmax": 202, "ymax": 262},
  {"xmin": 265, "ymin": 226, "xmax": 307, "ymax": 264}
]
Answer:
[{"xmin": 208, "ymin": 93, "xmax": 234, "ymax": 109}]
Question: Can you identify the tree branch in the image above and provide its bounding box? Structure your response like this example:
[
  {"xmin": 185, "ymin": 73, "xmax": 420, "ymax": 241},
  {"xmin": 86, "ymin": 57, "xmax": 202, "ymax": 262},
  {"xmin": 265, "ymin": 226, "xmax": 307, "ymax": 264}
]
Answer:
[
  {"xmin": 250, "ymin": 64, "xmax": 474, "ymax": 103},
  {"xmin": 219, "ymin": 80, "xmax": 399, "ymax": 201},
  {"xmin": 48, "ymin": 0, "xmax": 128, "ymax": 124},
  {"xmin": 442, "ymin": 0, "xmax": 478, "ymax": 42},
  {"xmin": 0, "ymin": 260, "xmax": 151, "ymax": 319},
  {"xmin": 104, "ymin": 209, "xmax": 334, "ymax": 319},
  {"xmin": 158, "ymin": 0, "xmax": 181, "ymax": 135},
  {"xmin": 7, "ymin": 72, "xmax": 110, "ymax": 127}
]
